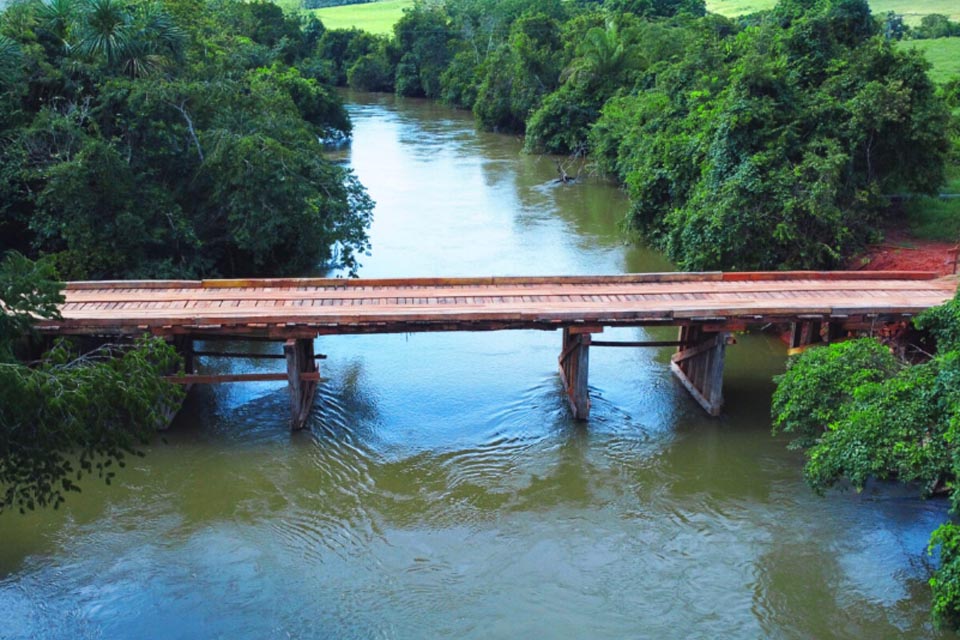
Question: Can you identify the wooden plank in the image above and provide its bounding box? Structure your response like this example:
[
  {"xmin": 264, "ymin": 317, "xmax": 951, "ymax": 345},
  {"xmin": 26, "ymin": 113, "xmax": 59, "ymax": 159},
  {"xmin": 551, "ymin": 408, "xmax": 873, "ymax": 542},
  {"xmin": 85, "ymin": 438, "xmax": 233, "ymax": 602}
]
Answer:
[
  {"xmin": 721, "ymin": 271, "xmax": 940, "ymax": 281},
  {"xmin": 568, "ymin": 325, "xmax": 604, "ymax": 335},
  {"xmin": 670, "ymin": 335, "xmax": 722, "ymax": 363},
  {"xmin": 558, "ymin": 329, "xmax": 591, "ymax": 421},
  {"xmin": 704, "ymin": 333, "xmax": 727, "ymax": 413},
  {"xmin": 670, "ymin": 361, "xmax": 715, "ymax": 415},
  {"xmin": 197, "ymin": 272, "xmax": 725, "ymax": 289},
  {"xmin": 53, "ymin": 285, "xmax": 957, "ymax": 315},
  {"xmin": 61, "ymin": 272, "xmax": 952, "ymax": 300},
  {"xmin": 591, "ymin": 340, "xmax": 690, "ymax": 348},
  {"xmin": 39, "ymin": 273, "xmax": 958, "ymax": 342}
]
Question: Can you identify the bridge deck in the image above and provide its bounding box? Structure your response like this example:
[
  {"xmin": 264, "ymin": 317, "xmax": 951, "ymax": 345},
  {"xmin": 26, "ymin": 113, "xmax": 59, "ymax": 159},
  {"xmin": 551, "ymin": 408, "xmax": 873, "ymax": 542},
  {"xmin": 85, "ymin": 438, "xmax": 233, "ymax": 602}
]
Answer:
[{"xmin": 38, "ymin": 271, "xmax": 958, "ymax": 339}]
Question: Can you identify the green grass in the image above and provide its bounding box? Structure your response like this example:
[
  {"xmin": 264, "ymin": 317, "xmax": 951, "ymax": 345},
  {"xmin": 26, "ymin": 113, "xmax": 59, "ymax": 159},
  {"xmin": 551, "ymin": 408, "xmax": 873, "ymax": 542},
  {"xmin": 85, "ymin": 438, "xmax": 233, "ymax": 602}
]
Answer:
[
  {"xmin": 905, "ymin": 196, "xmax": 960, "ymax": 240},
  {"xmin": 311, "ymin": 0, "xmax": 412, "ymax": 35},
  {"xmin": 906, "ymin": 167, "xmax": 960, "ymax": 241},
  {"xmin": 897, "ymin": 37, "xmax": 960, "ymax": 83},
  {"xmin": 706, "ymin": 1, "xmax": 960, "ymax": 83},
  {"xmin": 707, "ymin": 0, "xmax": 960, "ymax": 24}
]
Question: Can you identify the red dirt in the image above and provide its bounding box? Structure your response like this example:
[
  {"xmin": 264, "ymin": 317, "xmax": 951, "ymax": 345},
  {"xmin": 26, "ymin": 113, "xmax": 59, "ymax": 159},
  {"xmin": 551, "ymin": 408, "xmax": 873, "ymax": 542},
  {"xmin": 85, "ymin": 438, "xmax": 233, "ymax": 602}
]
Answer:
[
  {"xmin": 771, "ymin": 230, "xmax": 959, "ymax": 346},
  {"xmin": 850, "ymin": 229, "xmax": 958, "ymax": 275}
]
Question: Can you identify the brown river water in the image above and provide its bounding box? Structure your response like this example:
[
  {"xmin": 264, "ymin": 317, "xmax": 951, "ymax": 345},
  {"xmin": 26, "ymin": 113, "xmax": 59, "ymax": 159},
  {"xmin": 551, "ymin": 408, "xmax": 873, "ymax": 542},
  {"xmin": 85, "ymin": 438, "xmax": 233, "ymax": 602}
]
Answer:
[{"xmin": 0, "ymin": 92, "xmax": 952, "ymax": 639}]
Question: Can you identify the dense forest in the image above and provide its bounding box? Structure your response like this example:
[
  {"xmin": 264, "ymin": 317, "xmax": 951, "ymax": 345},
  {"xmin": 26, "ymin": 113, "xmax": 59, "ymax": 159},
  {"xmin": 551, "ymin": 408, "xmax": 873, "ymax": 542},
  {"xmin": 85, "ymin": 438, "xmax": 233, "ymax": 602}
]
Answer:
[
  {"xmin": 317, "ymin": 0, "xmax": 955, "ymax": 271},
  {"xmin": 0, "ymin": 0, "xmax": 372, "ymax": 280},
  {"xmin": 1, "ymin": 0, "xmax": 955, "ymax": 277}
]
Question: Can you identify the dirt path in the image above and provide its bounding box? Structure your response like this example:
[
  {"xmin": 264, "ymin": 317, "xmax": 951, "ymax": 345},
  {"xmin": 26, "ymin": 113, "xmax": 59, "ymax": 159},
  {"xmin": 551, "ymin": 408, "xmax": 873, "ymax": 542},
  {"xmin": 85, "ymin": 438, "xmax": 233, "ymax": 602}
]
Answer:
[{"xmin": 851, "ymin": 229, "xmax": 958, "ymax": 275}]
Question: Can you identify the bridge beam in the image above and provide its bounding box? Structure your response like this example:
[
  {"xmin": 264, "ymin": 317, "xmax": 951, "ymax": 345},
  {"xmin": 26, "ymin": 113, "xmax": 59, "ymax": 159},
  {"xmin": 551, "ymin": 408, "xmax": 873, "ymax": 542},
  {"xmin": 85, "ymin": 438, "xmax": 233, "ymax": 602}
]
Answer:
[
  {"xmin": 285, "ymin": 338, "xmax": 319, "ymax": 430},
  {"xmin": 670, "ymin": 327, "xmax": 729, "ymax": 417},
  {"xmin": 559, "ymin": 326, "xmax": 602, "ymax": 420}
]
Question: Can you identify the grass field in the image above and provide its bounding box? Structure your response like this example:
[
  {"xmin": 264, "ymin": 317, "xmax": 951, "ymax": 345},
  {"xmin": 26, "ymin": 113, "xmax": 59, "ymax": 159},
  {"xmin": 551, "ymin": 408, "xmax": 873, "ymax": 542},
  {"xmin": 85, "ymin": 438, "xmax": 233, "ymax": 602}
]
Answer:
[
  {"xmin": 906, "ymin": 166, "xmax": 960, "ymax": 241},
  {"xmin": 707, "ymin": 0, "xmax": 960, "ymax": 24},
  {"xmin": 897, "ymin": 37, "xmax": 960, "ymax": 83},
  {"xmin": 311, "ymin": 0, "xmax": 411, "ymax": 35}
]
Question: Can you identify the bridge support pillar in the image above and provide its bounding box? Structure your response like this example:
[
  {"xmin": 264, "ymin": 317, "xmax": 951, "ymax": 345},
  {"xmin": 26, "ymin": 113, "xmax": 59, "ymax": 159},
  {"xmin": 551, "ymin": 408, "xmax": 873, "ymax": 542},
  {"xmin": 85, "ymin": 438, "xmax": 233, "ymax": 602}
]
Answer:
[
  {"xmin": 172, "ymin": 336, "xmax": 195, "ymax": 374},
  {"xmin": 559, "ymin": 327, "xmax": 601, "ymax": 421},
  {"xmin": 671, "ymin": 327, "xmax": 729, "ymax": 417},
  {"xmin": 285, "ymin": 338, "xmax": 318, "ymax": 430},
  {"xmin": 788, "ymin": 320, "xmax": 843, "ymax": 355}
]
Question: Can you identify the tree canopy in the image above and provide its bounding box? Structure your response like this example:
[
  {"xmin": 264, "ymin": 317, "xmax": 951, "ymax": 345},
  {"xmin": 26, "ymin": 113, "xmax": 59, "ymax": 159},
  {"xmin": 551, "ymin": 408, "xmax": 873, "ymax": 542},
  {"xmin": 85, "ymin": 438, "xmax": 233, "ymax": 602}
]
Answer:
[{"xmin": 0, "ymin": 0, "xmax": 373, "ymax": 280}]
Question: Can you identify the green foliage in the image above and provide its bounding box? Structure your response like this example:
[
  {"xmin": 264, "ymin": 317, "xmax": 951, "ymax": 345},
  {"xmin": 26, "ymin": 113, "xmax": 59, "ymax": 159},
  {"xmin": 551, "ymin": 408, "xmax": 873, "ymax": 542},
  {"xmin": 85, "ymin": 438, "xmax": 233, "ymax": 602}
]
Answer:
[
  {"xmin": 931, "ymin": 522, "xmax": 960, "ymax": 630},
  {"xmin": 474, "ymin": 11, "xmax": 566, "ymax": 133},
  {"xmin": 916, "ymin": 289, "xmax": 960, "ymax": 352},
  {"xmin": 392, "ymin": 3, "xmax": 454, "ymax": 98},
  {"xmin": 903, "ymin": 195, "xmax": 960, "ymax": 242},
  {"xmin": 250, "ymin": 63, "xmax": 351, "ymax": 136},
  {"xmin": 913, "ymin": 14, "xmax": 960, "ymax": 40},
  {"xmin": 0, "ymin": 252, "xmax": 62, "ymax": 362},
  {"xmin": 348, "ymin": 50, "xmax": 394, "ymax": 91},
  {"xmin": 314, "ymin": 0, "xmax": 949, "ymax": 273},
  {"xmin": 0, "ymin": 336, "xmax": 184, "ymax": 513},
  {"xmin": 315, "ymin": 26, "xmax": 383, "ymax": 84},
  {"xmin": 0, "ymin": 0, "xmax": 373, "ymax": 280},
  {"xmin": 524, "ymin": 84, "xmax": 599, "ymax": 154},
  {"xmin": 803, "ymin": 360, "xmax": 949, "ymax": 494},
  {"xmin": 771, "ymin": 290, "xmax": 960, "ymax": 629},
  {"xmin": 590, "ymin": 0, "xmax": 950, "ymax": 270},
  {"xmin": 438, "ymin": 49, "xmax": 478, "ymax": 108},
  {"xmin": 0, "ymin": 252, "xmax": 184, "ymax": 513},
  {"xmin": 772, "ymin": 338, "xmax": 900, "ymax": 450}
]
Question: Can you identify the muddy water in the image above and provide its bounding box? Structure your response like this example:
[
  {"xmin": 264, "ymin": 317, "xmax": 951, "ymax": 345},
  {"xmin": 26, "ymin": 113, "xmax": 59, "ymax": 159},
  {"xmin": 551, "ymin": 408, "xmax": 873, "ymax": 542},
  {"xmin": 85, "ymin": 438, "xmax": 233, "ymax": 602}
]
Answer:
[{"xmin": 0, "ymin": 92, "xmax": 950, "ymax": 639}]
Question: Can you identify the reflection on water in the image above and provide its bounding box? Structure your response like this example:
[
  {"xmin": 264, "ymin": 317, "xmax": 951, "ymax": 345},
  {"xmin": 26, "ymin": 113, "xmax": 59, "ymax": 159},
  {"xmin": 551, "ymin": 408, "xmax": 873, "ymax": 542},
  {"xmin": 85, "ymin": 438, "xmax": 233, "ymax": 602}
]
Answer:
[{"xmin": 0, "ymin": 92, "xmax": 950, "ymax": 639}]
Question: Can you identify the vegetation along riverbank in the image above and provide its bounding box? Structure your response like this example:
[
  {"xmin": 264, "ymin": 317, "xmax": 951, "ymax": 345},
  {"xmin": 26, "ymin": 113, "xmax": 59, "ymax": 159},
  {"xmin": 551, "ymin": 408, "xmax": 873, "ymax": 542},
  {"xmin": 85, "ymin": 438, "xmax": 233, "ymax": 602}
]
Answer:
[{"xmin": 3, "ymin": 0, "xmax": 960, "ymax": 631}]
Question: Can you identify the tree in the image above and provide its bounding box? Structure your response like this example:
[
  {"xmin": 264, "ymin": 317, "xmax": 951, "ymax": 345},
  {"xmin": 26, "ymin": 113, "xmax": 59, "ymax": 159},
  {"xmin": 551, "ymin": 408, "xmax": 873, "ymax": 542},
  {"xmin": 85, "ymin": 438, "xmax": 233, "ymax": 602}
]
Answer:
[
  {"xmin": 914, "ymin": 14, "xmax": 960, "ymax": 40},
  {"xmin": 474, "ymin": 11, "xmax": 565, "ymax": 133},
  {"xmin": 0, "ymin": 0, "xmax": 373, "ymax": 280},
  {"xmin": 590, "ymin": 0, "xmax": 949, "ymax": 271},
  {"xmin": 0, "ymin": 252, "xmax": 185, "ymax": 513},
  {"xmin": 392, "ymin": 3, "xmax": 455, "ymax": 98},
  {"xmin": 771, "ymin": 290, "xmax": 960, "ymax": 629}
]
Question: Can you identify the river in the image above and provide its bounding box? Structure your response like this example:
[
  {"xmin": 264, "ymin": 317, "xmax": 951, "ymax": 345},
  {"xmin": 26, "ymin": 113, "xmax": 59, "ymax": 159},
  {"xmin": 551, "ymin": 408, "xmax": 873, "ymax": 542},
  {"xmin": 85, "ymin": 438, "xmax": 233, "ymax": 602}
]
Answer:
[{"xmin": 0, "ymin": 92, "xmax": 952, "ymax": 639}]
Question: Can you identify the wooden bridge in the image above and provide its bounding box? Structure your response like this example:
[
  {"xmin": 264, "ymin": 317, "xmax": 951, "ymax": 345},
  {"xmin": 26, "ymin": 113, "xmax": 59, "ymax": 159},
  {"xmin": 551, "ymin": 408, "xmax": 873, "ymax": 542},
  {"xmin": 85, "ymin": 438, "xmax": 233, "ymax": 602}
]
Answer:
[{"xmin": 36, "ymin": 271, "xmax": 958, "ymax": 427}]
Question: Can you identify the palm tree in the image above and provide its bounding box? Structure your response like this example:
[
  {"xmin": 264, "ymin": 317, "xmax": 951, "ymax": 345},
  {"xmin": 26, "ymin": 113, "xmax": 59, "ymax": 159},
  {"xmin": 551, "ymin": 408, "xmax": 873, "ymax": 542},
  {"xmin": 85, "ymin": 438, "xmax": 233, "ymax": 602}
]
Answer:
[
  {"xmin": 73, "ymin": 0, "xmax": 184, "ymax": 77},
  {"xmin": 37, "ymin": 0, "xmax": 79, "ymax": 53},
  {"xmin": 75, "ymin": 0, "xmax": 131, "ymax": 67},
  {"xmin": 120, "ymin": 3, "xmax": 186, "ymax": 78},
  {"xmin": 561, "ymin": 21, "xmax": 632, "ymax": 92},
  {"xmin": 0, "ymin": 35, "xmax": 23, "ymax": 87}
]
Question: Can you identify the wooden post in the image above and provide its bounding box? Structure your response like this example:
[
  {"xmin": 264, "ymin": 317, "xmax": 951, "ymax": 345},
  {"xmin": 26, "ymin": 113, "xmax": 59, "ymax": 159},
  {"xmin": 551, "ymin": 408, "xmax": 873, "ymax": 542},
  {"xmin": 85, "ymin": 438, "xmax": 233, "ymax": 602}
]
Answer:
[
  {"xmin": 284, "ymin": 338, "xmax": 318, "ymax": 430},
  {"xmin": 670, "ymin": 327, "xmax": 728, "ymax": 417},
  {"xmin": 824, "ymin": 322, "xmax": 844, "ymax": 343},
  {"xmin": 788, "ymin": 320, "xmax": 829, "ymax": 355},
  {"xmin": 172, "ymin": 335, "xmax": 195, "ymax": 374},
  {"xmin": 558, "ymin": 327, "xmax": 600, "ymax": 421}
]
